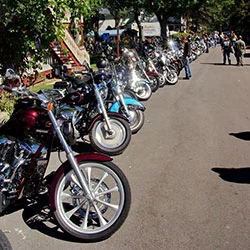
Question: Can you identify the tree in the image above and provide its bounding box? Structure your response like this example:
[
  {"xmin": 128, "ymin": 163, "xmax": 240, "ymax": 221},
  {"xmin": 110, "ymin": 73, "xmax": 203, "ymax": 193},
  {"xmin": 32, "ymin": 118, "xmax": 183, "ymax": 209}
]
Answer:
[
  {"xmin": 143, "ymin": 0, "xmax": 189, "ymax": 40},
  {"xmin": 102, "ymin": 0, "xmax": 129, "ymax": 57},
  {"xmin": 0, "ymin": 0, "xmax": 100, "ymax": 75},
  {"xmin": 125, "ymin": 0, "xmax": 146, "ymax": 42},
  {"xmin": 198, "ymin": 0, "xmax": 235, "ymax": 32},
  {"xmin": 229, "ymin": 0, "xmax": 250, "ymax": 39}
]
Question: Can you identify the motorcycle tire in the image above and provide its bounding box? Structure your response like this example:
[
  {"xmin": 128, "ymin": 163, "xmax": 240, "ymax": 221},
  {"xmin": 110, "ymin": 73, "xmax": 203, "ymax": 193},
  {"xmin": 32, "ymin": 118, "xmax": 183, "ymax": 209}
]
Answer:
[
  {"xmin": 158, "ymin": 72, "xmax": 166, "ymax": 87},
  {"xmin": 148, "ymin": 75, "xmax": 160, "ymax": 92},
  {"xmin": 50, "ymin": 161, "xmax": 131, "ymax": 242},
  {"xmin": 164, "ymin": 67, "xmax": 178, "ymax": 85},
  {"xmin": 89, "ymin": 117, "xmax": 131, "ymax": 156},
  {"xmin": 122, "ymin": 105, "xmax": 145, "ymax": 134},
  {"xmin": 135, "ymin": 81, "xmax": 152, "ymax": 101},
  {"xmin": 0, "ymin": 230, "xmax": 13, "ymax": 250}
]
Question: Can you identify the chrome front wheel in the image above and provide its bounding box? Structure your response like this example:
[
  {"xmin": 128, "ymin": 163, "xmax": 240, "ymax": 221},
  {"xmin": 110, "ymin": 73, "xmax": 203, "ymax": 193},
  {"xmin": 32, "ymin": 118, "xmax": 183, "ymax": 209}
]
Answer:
[
  {"xmin": 51, "ymin": 161, "xmax": 131, "ymax": 242},
  {"xmin": 122, "ymin": 106, "xmax": 145, "ymax": 134},
  {"xmin": 164, "ymin": 68, "xmax": 178, "ymax": 85},
  {"xmin": 134, "ymin": 81, "xmax": 152, "ymax": 101},
  {"xmin": 89, "ymin": 117, "xmax": 131, "ymax": 156}
]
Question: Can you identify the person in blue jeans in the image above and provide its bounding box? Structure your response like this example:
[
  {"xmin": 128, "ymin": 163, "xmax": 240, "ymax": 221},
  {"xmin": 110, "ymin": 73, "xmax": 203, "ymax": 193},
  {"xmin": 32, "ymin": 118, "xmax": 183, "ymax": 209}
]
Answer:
[
  {"xmin": 221, "ymin": 34, "xmax": 232, "ymax": 65},
  {"xmin": 182, "ymin": 36, "xmax": 192, "ymax": 79}
]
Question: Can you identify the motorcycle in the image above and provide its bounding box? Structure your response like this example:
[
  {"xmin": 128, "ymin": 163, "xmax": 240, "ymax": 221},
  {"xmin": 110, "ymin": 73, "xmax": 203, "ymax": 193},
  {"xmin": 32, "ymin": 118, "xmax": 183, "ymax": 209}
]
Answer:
[
  {"xmin": 120, "ymin": 49, "xmax": 152, "ymax": 101},
  {"xmin": 102, "ymin": 61, "xmax": 146, "ymax": 134},
  {"xmin": 151, "ymin": 50, "xmax": 179, "ymax": 85},
  {"xmin": 92, "ymin": 58, "xmax": 146, "ymax": 134},
  {"xmin": 0, "ymin": 69, "xmax": 131, "ymax": 242},
  {"xmin": 53, "ymin": 64, "xmax": 132, "ymax": 156},
  {"xmin": 128, "ymin": 49, "xmax": 160, "ymax": 93}
]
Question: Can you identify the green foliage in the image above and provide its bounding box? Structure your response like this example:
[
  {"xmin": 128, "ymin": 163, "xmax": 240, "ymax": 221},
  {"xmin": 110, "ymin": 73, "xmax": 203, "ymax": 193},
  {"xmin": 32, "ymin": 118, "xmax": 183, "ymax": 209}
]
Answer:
[
  {"xmin": 0, "ymin": 0, "xmax": 101, "ymax": 74},
  {"xmin": 0, "ymin": 92, "xmax": 18, "ymax": 116},
  {"xmin": 171, "ymin": 32, "xmax": 190, "ymax": 39},
  {"xmin": 0, "ymin": 0, "xmax": 249, "ymax": 77}
]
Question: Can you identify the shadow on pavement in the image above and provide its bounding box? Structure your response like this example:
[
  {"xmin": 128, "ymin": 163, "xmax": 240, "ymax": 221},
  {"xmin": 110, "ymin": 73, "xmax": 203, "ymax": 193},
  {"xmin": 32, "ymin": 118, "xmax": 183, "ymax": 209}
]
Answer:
[
  {"xmin": 212, "ymin": 131, "xmax": 250, "ymax": 184},
  {"xmin": 0, "ymin": 192, "xmax": 80, "ymax": 242},
  {"xmin": 212, "ymin": 167, "xmax": 250, "ymax": 184},
  {"xmin": 21, "ymin": 193, "xmax": 83, "ymax": 242},
  {"xmin": 72, "ymin": 140, "xmax": 95, "ymax": 153},
  {"xmin": 229, "ymin": 131, "xmax": 250, "ymax": 141},
  {"xmin": 200, "ymin": 62, "xmax": 250, "ymax": 66}
]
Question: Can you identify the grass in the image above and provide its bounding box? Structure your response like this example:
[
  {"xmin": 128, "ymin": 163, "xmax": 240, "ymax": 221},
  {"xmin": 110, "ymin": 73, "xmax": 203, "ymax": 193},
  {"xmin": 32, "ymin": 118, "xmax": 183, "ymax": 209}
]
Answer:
[
  {"xmin": 0, "ymin": 61, "xmax": 98, "ymax": 118},
  {"xmin": 28, "ymin": 78, "xmax": 56, "ymax": 92},
  {"xmin": 28, "ymin": 62, "xmax": 98, "ymax": 93}
]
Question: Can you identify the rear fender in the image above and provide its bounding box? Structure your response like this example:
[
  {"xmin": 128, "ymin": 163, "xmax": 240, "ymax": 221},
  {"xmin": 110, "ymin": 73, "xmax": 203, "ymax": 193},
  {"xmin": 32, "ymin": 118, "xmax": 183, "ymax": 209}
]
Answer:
[{"xmin": 49, "ymin": 152, "xmax": 113, "ymax": 211}]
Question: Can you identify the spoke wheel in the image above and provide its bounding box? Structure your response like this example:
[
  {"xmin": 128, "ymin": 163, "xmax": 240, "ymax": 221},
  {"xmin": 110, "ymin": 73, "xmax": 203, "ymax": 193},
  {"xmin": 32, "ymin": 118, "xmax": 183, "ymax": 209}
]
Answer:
[{"xmin": 51, "ymin": 161, "xmax": 131, "ymax": 242}]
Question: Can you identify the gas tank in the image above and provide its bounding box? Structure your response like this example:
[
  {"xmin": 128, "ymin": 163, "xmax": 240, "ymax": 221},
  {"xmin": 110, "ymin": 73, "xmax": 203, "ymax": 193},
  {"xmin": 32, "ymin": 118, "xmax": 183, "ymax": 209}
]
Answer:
[
  {"xmin": 10, "ymin": 109, "xmax": 40, "ymax": 131},
  {"xmin": 0, "ymin": 98, "xmax": 47, "ymax": 137}
]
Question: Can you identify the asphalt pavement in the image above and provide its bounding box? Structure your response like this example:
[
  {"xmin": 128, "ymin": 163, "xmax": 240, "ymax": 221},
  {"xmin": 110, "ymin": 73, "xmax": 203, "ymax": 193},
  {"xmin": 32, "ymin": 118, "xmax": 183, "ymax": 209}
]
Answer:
[{"xmin": 2, "ymin": 46, "xmax": 250, "ymax": 250}]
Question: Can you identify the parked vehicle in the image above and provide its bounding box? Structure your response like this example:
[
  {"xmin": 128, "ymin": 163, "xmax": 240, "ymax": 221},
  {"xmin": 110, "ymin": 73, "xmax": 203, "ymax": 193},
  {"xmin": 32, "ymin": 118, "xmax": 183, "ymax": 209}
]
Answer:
[
  {"xmin": 120, "ymin": 49, "xmax": 152, "ymax": 101},
  {"xmin": 0, "ymin": 69, "xmax": 131, "ymax": 242},
  {"xmin": 53, "ymin": 64, "xmax": 132, "ymax": 156},
  {"xmin": 150, "ymin": 50, "xmax": 179, "ymax": 85},
  {"xmin": 103, "ymin": 61, "xmax": 146, "ymax": 134}
]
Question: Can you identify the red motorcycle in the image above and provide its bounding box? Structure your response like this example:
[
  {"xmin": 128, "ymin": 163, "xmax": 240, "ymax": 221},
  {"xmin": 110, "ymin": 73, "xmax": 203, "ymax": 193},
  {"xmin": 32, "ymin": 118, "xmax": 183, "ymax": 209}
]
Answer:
[{"xmin": 0, "ymin": 69, "xmax": 131, "ymax": 242}]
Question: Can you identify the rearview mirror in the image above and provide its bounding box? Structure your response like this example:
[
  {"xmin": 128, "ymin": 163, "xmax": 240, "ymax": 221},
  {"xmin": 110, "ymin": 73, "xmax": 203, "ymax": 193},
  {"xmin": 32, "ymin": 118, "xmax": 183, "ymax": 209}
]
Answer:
[{"xmin": 5, "ymin": 68, "xmax": 17, "ymax": 80}]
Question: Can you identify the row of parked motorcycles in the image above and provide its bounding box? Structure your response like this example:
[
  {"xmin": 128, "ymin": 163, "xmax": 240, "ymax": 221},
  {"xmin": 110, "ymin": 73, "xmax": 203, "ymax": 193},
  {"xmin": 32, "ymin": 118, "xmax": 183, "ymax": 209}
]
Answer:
[{"xmin": 0, "ymin": 38, "xmax": 206, "ymax": 245}]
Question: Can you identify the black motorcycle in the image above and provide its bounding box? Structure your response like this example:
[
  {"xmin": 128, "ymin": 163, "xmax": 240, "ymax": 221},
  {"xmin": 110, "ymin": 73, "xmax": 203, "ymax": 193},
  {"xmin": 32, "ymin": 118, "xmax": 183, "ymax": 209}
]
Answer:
[{"xmin": 53, "ymin": 64, "xmax": 132, "ymax": 156}]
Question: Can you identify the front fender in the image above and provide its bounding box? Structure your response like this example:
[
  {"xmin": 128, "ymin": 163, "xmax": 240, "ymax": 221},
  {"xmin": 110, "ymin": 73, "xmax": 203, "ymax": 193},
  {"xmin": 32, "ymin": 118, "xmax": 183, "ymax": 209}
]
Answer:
[
  {"xmin": 109, "ymin": 98, "xmax": 145, "ymax": 112},
  {"xmin": 87, "ymin": 112, "xmax": 129, "ymax": 131},
  {"xmin": 146, "ymin": 71, "xmax": 159, "ymax": 77},
  {"xmin": 49, "ymin": 152, "xmax": 113, "ymax": 211}
]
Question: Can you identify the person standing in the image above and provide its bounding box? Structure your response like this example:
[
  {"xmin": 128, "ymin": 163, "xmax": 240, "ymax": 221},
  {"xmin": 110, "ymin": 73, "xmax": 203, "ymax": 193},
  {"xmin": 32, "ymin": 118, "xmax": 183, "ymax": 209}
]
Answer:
[
  {"xmin": 204, "ymin": 33, "xmax": 210, "ymax": 53},
  {"xmin": 182, "ymin": 36, "xmax": 192, "ymax": 80},
  {"xmin": 230, "ymin": 30, "xmax": 237, "ymax": 47},
  {"xmin": 221, "ymin": 34, "xmax": 233, "ymax": 65},
  {"xmin": 213, "ymin": 32, "xmax": 219, "ymax": 47},
  {"xmin": 234, "ymin": 35, "xmax": 246, "ymax": 66}
]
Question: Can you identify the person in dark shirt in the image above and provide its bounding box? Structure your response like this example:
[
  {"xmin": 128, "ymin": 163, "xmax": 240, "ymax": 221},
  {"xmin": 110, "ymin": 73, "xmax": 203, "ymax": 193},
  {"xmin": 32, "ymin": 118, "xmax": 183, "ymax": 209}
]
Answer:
[
  {"xmin": 182, "ymin": 36, "xmax": 192, "ymax": 79},
  {"xmin": 221, "ymin": 34, "xmax": 233, "ymax": 65}
]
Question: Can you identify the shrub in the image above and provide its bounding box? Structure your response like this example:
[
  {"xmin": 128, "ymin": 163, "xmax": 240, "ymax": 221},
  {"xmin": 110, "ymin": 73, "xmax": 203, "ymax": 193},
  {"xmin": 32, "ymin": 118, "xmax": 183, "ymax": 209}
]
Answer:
[{"xmin": 0, "ymin": 91, "xmax": 18, "ymax": 116}]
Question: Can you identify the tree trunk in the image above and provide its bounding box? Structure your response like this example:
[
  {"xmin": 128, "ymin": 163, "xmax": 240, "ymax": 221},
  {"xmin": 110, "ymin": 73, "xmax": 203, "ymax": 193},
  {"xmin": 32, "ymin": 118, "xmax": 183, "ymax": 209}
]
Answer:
[{"xmin": 156, "ymin": 13, "xmax": 168, "ymax": 41}]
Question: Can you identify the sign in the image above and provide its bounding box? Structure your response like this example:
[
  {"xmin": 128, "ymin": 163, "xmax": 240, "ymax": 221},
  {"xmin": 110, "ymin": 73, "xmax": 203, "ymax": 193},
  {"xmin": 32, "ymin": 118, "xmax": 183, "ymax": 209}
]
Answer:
[{"xmin": 132, "ymin": 22, "xmax": 161, "ymax": 37}]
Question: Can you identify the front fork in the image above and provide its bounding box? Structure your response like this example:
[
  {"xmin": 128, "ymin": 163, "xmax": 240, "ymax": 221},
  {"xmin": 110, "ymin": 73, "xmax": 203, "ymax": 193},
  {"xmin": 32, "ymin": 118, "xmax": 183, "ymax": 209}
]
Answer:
[
  {"xmin": 47, "ymin": 108, "xmax": 93, "ymax": 200},
  {"xmin": 114, "ymin": 87, "xmax": 133, "ymax": 122},
  {"xmin": 93, "ymin": 84, "xmax": 115, "ymax": 138}
]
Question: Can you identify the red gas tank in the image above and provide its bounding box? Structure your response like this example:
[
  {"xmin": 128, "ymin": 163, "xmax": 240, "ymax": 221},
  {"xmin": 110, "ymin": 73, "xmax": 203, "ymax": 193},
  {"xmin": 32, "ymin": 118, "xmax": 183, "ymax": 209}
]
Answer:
[{"xmin": 0, "ymin": 98, "xmax": 47, "ymax": 138}]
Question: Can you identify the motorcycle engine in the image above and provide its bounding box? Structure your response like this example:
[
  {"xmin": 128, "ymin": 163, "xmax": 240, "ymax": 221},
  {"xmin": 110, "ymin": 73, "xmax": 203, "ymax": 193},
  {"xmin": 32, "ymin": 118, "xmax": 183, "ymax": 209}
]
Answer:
[{"xmin": 0, "ymin": 136, "xmax": 47, "ymax": 213}]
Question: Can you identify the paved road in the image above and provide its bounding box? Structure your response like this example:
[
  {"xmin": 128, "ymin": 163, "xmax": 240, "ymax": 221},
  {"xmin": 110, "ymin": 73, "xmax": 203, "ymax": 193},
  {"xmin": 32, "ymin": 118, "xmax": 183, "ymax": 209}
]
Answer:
[{"xmin": 2, "ymin": 46, "xmax": 250, "ymax": 250}]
